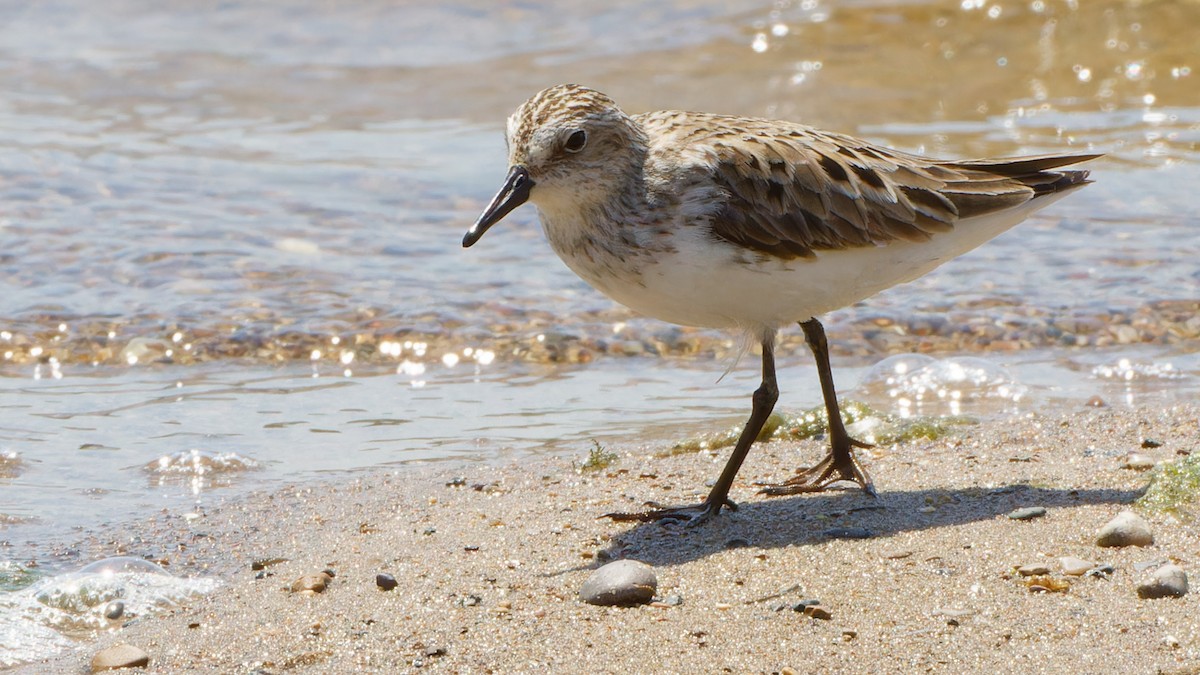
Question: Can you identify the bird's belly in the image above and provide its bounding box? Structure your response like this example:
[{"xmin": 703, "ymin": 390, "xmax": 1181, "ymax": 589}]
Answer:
[{"xmin": 555, "ymin": 206, "xmax": 1046, "ymax": 332}]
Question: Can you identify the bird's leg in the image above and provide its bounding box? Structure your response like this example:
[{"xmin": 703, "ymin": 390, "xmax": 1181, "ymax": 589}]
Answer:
[
  {"xmin": 604, "ymin": 337, "xmax": 779, "ymax": 526},
  {"xmin": 759, "ymin": 318, "xmax": 876, "ymax": 497}
]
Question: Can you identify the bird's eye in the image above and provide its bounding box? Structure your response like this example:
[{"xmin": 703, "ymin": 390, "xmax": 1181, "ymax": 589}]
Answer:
[{"xmin": 563, "ymin": 130, "xmax": 587, "ymax": 153}]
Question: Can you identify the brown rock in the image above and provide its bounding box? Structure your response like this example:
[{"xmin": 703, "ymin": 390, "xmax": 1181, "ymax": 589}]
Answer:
[
  {"xmin": 291, "ymin": 571, "xmax": 333, "ymax": 595},
  {"xmin": 1059, "ymin": 556, "xmax": 1096, "ymax": 576},
  {"xmin": 91, "ymin": 644, "xmax": 150, "ymax": 672},
  {"xmin": 803, "ymin": 604, "xmax": 832, "ymax": 620}
]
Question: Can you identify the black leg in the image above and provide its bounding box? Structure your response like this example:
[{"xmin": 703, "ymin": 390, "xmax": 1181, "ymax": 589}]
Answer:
[
  {"xmin": 605, "ymin": 336, "xmax": 779, "ymax": 525},
  {"xmin": 759, "ymin": 318, "xmax": 875, "ymax": 496}
]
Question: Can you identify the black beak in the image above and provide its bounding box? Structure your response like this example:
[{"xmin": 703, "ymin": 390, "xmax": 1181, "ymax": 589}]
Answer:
[{"xmin": 462, "ymin": 166, "xmax": 534, "ymax": 247}]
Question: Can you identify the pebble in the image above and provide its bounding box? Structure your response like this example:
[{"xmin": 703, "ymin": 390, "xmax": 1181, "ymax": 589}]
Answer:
[
  {"xmin": 1058, "ymin": 557, "xmax": 1096, "ymax": 576},
  {"xmin": 1123, "ymin": 453, "xmax": 1156, "ymax": 471},
  {"xmin": 376, "ymin": 573, "xmax": 398, "ymax": 591},
  {"xmin": 1096, "ymin": 510, "xmax": 1154, "ymax": 548},
  {"xmin": 91, "ymin": 644, "xmax": 150, "ymax": 672},
  {"xmin": 1017, "ymin": 563, "xmax": 1052, "ymax": 576},
  {"xmin": 803, "ymin": 604, "xmax": 832, "ymax": 620},
  {"xmin": 823, "ymin": 527, "xmax": 872, "ymax": 539},
  {"xmin": 103, "ymin": 601, "xmax": 125, "ymax": 621},
  {"xmin": 579, "ymin": 560, "xmax": 657, "ymax": 606},
  {"xmin": 291, "ymin": 572, "xmax": 333, "ymax": 595},
  {"xmin": 1007, "ymin": 507, "xmax": 1047, "ymax": 521},
  {"xmin": 1137, "ymin": 564, "xmax": 1188, "ymax": 599}
]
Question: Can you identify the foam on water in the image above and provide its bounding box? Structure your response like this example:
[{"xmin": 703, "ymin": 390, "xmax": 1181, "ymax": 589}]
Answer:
[{"xmin": 0, "ymin": 557, "xmax": 218, "ymax": 666}]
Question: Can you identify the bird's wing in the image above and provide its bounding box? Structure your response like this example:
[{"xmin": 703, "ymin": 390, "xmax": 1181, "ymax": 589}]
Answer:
[{"xmin": 650, "ymin": 113, "xmax": 1097, "ymax": 260}]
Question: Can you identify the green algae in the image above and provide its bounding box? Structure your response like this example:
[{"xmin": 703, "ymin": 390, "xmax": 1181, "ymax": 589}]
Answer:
[
  {"xmin": 579, "ymin": 440, "xmax": 619, "ymax": 472},
  {"xmin": 1136, "ymin": 452, "xmax": 1200, "ymax": 521},
  {"xmin": 662, "ymin": 400, "xmax": 975, "ymax": 457}
]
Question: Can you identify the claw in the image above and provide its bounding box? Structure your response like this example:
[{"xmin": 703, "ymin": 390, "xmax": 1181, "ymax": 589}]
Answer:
[
  {"xmin": 758, "ymin": 441, "xmax": 875, "ymax": 497},
  {"xmin": 602, "ymin": 496, "xmax": 738, "ymax": 525}
]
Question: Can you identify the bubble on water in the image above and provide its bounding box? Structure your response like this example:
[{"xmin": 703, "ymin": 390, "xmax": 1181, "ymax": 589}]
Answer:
[
  {"xmin": 0, "ymin": 556, "xmax": 218, "ymax": 666},
  {"xmin": 1092, "ymin": 358, "xmax": 1181, "ymax": 381},
  {"xmin": 858, "ymin": 354, "xmax": 1027, "ymax": 417},
  {"xmin": 146, "ymin": 449, "xmax": 259, "ymax": 477},
  {"xmin": 0, "ymin": 450, "xmax": 24, "ymax": 479},
  {"xmin": 751, "ymin": 33, "xmax": 769, "ymax": 53}
]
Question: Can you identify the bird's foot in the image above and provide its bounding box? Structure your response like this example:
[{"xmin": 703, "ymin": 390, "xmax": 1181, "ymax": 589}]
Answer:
[
  {"xmin": 757, "ymin": 439, "xmax": 876, "ymax": 497},
  {"xmin": 602, "ymin": 496, "xmax": 737, "ymax": 526}
]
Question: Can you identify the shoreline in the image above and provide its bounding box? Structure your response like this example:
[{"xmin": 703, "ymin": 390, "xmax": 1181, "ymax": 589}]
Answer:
[{"xmin": 18, "ymin": 403, "xmax": 1200, "ymax": 673}]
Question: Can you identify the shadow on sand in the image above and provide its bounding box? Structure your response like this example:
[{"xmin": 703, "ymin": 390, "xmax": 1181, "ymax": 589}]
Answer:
[{"xmin": 597, "ymin": 483, "xmax": 1143, "ymax": 567}]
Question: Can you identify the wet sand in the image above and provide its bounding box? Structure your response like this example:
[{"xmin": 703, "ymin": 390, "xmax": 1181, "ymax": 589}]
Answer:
[{"xmin": 24, "ymin": 403, "xmax": 1200, "ymax": 673}]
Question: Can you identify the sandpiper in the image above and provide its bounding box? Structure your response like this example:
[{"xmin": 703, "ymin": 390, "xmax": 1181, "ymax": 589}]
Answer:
[{"xmin": 463, "ymin": 84, "xmax": 1098, "ymax": 525}]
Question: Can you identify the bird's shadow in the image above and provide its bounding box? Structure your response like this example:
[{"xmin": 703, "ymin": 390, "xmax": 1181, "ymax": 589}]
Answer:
[{"xmin": 597, "ymin": 484, "xmax": 1143, "ymax": 567}]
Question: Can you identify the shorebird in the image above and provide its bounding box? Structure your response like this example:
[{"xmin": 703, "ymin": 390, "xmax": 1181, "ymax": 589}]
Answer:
[{"xmin": 463, "ymin": 84, "xmax": 1097, "ymax": 525}]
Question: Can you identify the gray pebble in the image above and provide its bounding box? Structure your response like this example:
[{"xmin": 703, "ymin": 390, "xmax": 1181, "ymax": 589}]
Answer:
[
  {"xmin": 822, "ymin": 527, "xmax": 872, "ymax": 539},
  {"xmin": 103, "ymin": 601, "xmax": 125, "ymax": 621},
  {"xmin": 1137, "ymin": 564, "xmax": 1188, "ymax": 599},
  {"xmin": 1007, "ymin": 507, "xmax": 1047, "ymax": 521},
  {"xmin": 1096, "ymin": 510, "xmax": 1154, "ymax": 548},
  {"xmin": 376, "ymin": 573, "xmax": 398, "ymax": 591},
  {"xmin": 1017, "ymin": 563, "xmax": 1052, "ymax": 576},
  {"xmin": 91, "ymin": 644, "xmax": 150, "ymax": 672},
  {"xmin": 579, "ymin": 560, "xmax": 657, "ymax": 606}
]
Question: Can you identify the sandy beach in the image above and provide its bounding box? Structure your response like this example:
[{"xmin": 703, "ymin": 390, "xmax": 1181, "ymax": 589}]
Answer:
[{"xmin": 23, "ymin": 403, "xmax": 1200, "ymax": 673}]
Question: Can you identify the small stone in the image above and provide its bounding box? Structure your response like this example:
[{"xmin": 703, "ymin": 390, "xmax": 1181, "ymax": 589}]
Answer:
[
  {"xmin": 841, "ymin": 630, "xmax": 857, "ymax": 641},
  {"xmin": 803, "ymin": 604, "xmax": 832, "ymax": 620},
  {"xmin": 103, "ymin": 601, "xmax": 125, "ymax": 621},
  {"xmin": 376, "ymin": 573, "xmax": 398, "ymax": 591},
  {"xmin": 1134, "ymin": 558, "xmax": 1170, "ymax": 572},
  {"xmin": 291, "ymin": 572, "xmax": 332, "ymax": 595},
  {"xmin": 91, "ymin": 644, "xmax": 150, "ymax": 672},
  {"xmin": 1123, "ymin": 453, "xmax": 1156, "ymax": 470},
  {"xmin": 1059, "ymin": 556, "xmax": 1096, "ymax": 576},
  {"xmin": 1096, "ymin": 510, "xmax": 1154, "ymax": 548},
  {"xmin": 1141, "ymin": 438, "xmax": 1163, "ymax": 449},
  {"xmin": 882, "ymin": 549, "xmax": 913, "ymax": 560},
  {"xmin": 661, "ymin": 594, "xmax": 684, "ymax": 606},
  {"xmin": 1007, "ymin": 507, "xmax": 1047, "ymax": 521},
  {"xmin": 1017, "ymin": 563, "xmax": 1052, "ymax": 576},
  {"xmin": 460, "ymin": 594, "xmax": 481, "ymax": 607},
  {"xmin": 1085, "ymin": 395, "xmax": 1107, "ymax": 408},
  {"xmin": 822, "ymin": 527, "xmax": 872, "ymax": 539},
  {"xmin": 579, "ymin": 560, "xmax": 657, "ymax": 606},
  {"xmin": 1137, "ymin": 564, "xmax": 1188, "ymax": 599}
]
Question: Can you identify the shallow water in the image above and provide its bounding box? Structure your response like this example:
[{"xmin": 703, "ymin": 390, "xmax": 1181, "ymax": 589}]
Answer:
[{"xmin": 1, "ymin": 0, "xmax": 1199, "ymax": 664}]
